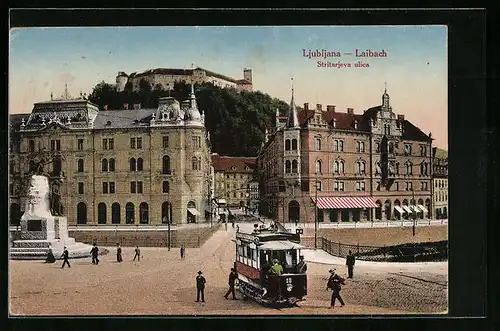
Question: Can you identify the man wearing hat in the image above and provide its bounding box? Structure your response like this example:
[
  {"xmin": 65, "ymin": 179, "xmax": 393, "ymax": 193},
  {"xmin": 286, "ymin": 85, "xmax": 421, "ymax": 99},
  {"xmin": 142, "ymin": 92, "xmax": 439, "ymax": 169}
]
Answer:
[
  {"xmin": 224, "ymin": 268, "xmax": 239, "ymax": 300},
  {"xmin": 326, "ymin": 269, "xmax": 345, "ymax": 308},
  {"xmin": 296, "ymin": 255, "xmax": 307, "ymax": 274},
  {"xmin": 196, "ymin": 271, "xmax": 206, "ymax": 302},
  {"xmin": 269, "ymin": 259, "xmax": 283, "ymax": 276}
]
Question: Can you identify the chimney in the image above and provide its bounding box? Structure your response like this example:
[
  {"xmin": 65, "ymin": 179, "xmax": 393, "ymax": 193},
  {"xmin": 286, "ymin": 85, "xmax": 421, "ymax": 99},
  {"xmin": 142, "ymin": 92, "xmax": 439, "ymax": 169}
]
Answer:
[
  {"xmin": 326, "ymin": 105, "xmax": 336, "ymax": 112},
  {"xmin": 103, "ymin": 104, "xmax": 108, "ymax": 111},
  {"xmin": 347, "ymin": 108, "xmax": 354, "ymax": 115},
  {"xmin": 397, "ymin": 114, "xmax": 405, "ymax": 121},
  {"xmin": 134, "ymin": 103, "xmax": 141, "ymax": 110},
  {"xmin": 316, "ymin": 104, "xmax": 322, "ymax": 111},
  {"xmin": 123, "ymin": 103, "xmax": 129, "ymax": 110},
  {"xmin": 304, "ymin": 103, "xmax": 309, "ymax": 111}
]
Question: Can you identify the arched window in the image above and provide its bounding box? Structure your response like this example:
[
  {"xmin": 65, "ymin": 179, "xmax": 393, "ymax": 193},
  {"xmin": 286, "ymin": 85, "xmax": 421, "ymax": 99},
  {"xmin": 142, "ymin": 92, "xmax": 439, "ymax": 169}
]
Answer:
[
  {"xmin": 315, "ymin": 160, "xmax": 322, "ymax": 174},
  {"xmin": 376, "ymin": 161, "xmax": 381, "ymax": 174},
  {"xmin": 375, "ymin": 142, "xmax": 380, "ymax": 153},
  {"xmin": 339, "ymin": 160, "xmax": 345, "ymax": 173},
  {"xmin": 288, "ymin": 200, "xmax": 300, "ymax": 222},
  {"xmin": 333, "ymin": 140, "xmax": 338, "ymax": 152},
  {"xmin": 130, "ymin": 158, "xmax": 136, "ymax": 171},
  {"xmin": 77, "ymin": 202, "xmax": 87, "ymax": 224},
  {"xmin": 198, "ymin": 158, "xmax": 202, "ymax": 170},
  {"xmin": 285, "ymin": 139, "xmax": 291, "ymax": 151},
  {"xmin": 395, "ymin": 162, "xmax": 400, "ymax": 175},
  {"xmin": 192, "ymin": 156, "xmax": 199, "ymax": 170},
  {"xmin": 163, "ymin": 181, "xmax": 170, "ymax": 193},
  {"xmin": 109, "ymin": 158, "xmax": 115, "ymax": 172},
  {"xmin": 355, "ymin": 161, "xmax": 360, "ymax": 174},
  {"xmin": 77, "ymin": 159, "xmax": 84, "ymax": 172},
  {"xmin": 137, "ymin": 158, "xmax": 143, "ymax": 171},
  {"xmin": 285, "ymin": 160, "xmax": 291, "ymax": 173},
  {"xmin": 139, "ymin": 202, "xmax": 149, "ymax": 224},
  {"xmin": 111, "ymin": 202, "xmax": 120, "ymax": 224},
  {"xmin": 360, "ymin": 161, "xmax": 366, "ymax": 174},
  {"xmin": 97, "ymin": 203, "xmax": 107, "ymax": 224},
  {"xmin": 101, "ymin": 159, "xmax": 108, "ymax": 172},
  {"xmin": 162, "ymin": 202, "xmax": 172, "ymax": 223},
  {"xmin": 291, "ymin": 159, "xmax": 298, "ymax": 173},
  {"xmin": 125, "ymin": 202, "xmax": 135, "ymax": 224},
  {"xmin": 292, "ymin": 139, "xmax": 298, "ymax": 150},
  {"xmin": 163, "ymin": 155, "xmax": 171, "ymax": 174},
  {"xmin": 334, "ymin": 161, "xmax": 339, "ymax": 173},
  {"xmin": 406, "ymin": 162, "xmax": 413, "ymax": 175},
  {"xmin": 315, "ymin": 138, "xmax": 322, "ymax": 151}
]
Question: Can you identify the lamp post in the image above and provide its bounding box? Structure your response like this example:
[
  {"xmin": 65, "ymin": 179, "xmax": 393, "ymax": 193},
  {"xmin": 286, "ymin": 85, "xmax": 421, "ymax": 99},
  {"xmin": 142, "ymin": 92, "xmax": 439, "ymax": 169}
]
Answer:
[
  {"xmin": 411, "ymin": 187, "xmax": 416, "ymax": 236},
  {"xmin": 314, "ymin": 172, "xmax": 319, "ymax": 249}
]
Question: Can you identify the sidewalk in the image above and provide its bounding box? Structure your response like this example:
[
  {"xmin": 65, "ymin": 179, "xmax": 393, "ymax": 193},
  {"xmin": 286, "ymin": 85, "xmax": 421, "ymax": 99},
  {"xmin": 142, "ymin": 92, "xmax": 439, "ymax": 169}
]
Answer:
[{"xmin": 301, "ymin": 249, "xmax": 448, "ymax": 274}]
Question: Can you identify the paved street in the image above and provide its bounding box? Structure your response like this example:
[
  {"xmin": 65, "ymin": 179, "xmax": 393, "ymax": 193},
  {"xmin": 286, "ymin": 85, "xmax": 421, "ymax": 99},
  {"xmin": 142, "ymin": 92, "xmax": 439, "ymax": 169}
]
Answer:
[{"xmin": 9, "ymin": 224, "xmax": 447, "ymax": 316}]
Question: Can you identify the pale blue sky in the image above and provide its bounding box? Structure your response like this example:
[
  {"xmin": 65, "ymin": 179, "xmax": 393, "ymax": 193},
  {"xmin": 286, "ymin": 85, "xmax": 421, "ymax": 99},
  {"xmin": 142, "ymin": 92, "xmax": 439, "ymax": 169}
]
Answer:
[{"xmin": 9, "ymin": 26, "xmax": 447, "ymax": 148}]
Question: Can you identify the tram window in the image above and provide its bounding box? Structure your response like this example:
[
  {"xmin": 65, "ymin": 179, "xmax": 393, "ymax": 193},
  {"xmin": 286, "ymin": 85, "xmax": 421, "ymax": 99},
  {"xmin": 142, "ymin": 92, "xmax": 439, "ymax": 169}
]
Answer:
[
  {"xmin": 253, "ymin": 249, "xmax": 258, "ymax": 261},
  {"xmin": 285, "ymin": 251, "xmax": 293, "ymax": 266},
  {"xmin": 247, "ymin": 246, "xmax": 252, "ymax": 258}
]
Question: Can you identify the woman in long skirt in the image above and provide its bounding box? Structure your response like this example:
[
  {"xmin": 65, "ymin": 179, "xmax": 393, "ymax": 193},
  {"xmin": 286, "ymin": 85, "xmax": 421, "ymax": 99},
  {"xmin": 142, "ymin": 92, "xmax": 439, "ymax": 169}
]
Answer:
[{"xmin": 46, "ymin": 245, "xmax": 56, "ymax": 263}]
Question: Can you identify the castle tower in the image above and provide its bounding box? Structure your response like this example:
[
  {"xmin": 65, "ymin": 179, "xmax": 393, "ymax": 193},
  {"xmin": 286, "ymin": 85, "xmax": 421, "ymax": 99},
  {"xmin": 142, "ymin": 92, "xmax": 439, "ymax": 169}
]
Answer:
[
  {"xmin": 243, "ymin": 68, "xmax": 253, "ymax": 83},
  {"xmin": 116, "ymin": 72, "xmax": 129, "ymax": 92}
]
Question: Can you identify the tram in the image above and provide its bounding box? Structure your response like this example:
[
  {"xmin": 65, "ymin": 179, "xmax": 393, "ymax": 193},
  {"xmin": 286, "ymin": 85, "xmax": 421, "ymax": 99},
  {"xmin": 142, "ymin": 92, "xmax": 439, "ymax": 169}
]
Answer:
[{"xmin": 234, "ymin": 222, "xmax": 307, "ymax": 305}]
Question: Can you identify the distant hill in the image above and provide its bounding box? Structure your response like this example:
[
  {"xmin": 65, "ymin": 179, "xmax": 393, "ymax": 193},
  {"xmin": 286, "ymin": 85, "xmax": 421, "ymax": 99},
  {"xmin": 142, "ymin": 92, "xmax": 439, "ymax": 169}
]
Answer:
[{"xmin": 88, "ymin": 80, "xmax": 290, "ymax": 157}]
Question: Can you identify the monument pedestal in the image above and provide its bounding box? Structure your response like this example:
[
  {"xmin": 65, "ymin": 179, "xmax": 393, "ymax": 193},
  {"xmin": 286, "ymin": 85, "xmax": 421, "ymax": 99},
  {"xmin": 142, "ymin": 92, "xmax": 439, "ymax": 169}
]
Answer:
[{"xmin": 10, "ymin": 175, "xmax": 95, "ymax": 260}]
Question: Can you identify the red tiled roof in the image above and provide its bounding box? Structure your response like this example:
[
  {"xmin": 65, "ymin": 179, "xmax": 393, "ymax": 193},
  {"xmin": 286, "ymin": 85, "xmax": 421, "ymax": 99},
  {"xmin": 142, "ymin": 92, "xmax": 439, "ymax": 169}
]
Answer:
[
  {"xmin": 296, "ymin": 108, "xmax": 368, "ymax": 131},
  {"xmin": 211, "ymin": 154, "xmax": 256, "ymax": 173}
]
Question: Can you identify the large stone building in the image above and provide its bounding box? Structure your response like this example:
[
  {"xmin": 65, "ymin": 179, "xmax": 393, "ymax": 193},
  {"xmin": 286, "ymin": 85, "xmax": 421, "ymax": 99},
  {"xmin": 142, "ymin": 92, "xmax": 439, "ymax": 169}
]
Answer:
[
  {"xmin": 211, "ymin": 154, "xmax": 257, "ymax": 208},
  {"xmin": 257, "ymin": 87, "xmax": 434, "ymax": 224},
  {"xmin": 116, "ymin": 67, "xmax": 253, "ymax": 93},
  {"xmin": 9, "ymin": 85, "xmax": 212, "ymax": 226},
  {"xmin": 432, "ymin": 147, "xmax": 448, "ymax": 219}
]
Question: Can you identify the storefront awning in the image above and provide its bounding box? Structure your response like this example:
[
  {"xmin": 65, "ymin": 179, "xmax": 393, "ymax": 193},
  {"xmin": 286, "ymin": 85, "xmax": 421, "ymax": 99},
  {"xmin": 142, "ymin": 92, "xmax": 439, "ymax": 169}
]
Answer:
[
  {"xmin": 187, "ymin": 208, "xmax": 200, "ymax": 216},
  {"xmin": 417, "ymin": 204, "xmax": 428, "ymax": 213},
  {"xmin": 402, "ymin": 205, "xmax": 413, "ymax": 213},
  {"xmin": 409, "ymin": 205, "xmax": 420, "ymax": 213},
  {"xmin": 313, "ymin": 197, "xmax": 378, "ymax": 209},
  {"xmin": 394, "ymin": 206, "xmax": 406, "ymax": 214}
]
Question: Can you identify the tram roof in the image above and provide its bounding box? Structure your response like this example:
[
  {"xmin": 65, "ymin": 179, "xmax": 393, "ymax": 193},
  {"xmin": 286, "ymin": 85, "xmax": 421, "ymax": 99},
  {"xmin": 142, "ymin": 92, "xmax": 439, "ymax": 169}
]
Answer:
[{"xmin": 258, "ymin": 240, "xmax": 305, "ymax": 251}]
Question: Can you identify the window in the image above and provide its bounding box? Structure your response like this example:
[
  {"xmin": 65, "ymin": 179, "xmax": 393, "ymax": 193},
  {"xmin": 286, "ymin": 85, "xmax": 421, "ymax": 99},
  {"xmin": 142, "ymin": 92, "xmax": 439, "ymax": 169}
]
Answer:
[
  {"xmin": 163, "ymin": 136, "xmax": 169, "ymax": 148},
  {"xmin": 405, "ymin": 182, "xmax": 413, "ymax": 191},
  {"xmin": 339, "ymin": 161, "xmax": 344, "ymax": 173},
  {"xmin": 77, "ymin": 159, "xmax": 84, "ymax": 172},
  {"xmin": 375, "ymin": 142, "xmax": 380, "ymax": 153},
  {"xmin": 395, "ymin": 182, "xmax": 399, "ymax": 191},
  {"xmin": 356, "ymin": 181, "xmax": 365, "ymax": 191},
  {"xmin": 404, "ymin": 144, "xmax": 412, "ymax": 156},
  {"xmin": 316, "ymin": 181, "xmax": 322, "ymax": 191},
  {"xmin": 376, "ymin": 161, "xmax": 381, "ymax": 175},
  {"xmin": 292, "ymin": 139, "xmax": 298, "ymax": 150},
  {"xmin": 192, "ymin": 136, "xmax": 201, "ymax": 149},
  {"xmin": 131, "ymin": 182, "xmax": 136, "ymax": 193},
  {"xmin": 376, "ymin": 181, "xmax": 381, "ymax": 191},
  {"xmin": 421, "ymin": 182, "xmax": 428, "ymax": 191},
  {"xmin": 356, "ymin": 141, "xmax": 365, "ymax": 152},
  {"xmin": 109, "ymin": 182, "xmax": 115, "ymax": 194},
  {"xmin": 405, "ymin": 162, "xmax": 413, "ymax": 175},
  {"xmin": 356, "ymin": 161, "xmax": 366, "ymax": 174},
  {"xmin": 285, "ymin": 160, "xmax": 291, "ymax": 173},
  {"xmin": 77, "ymin": 139, "xmax": 84, "ymax": 150},
  {"xmin": 333, "ymin": 139, "xmax": 344, "ymax": 152},
  {"xmin": 102, "ymin": 159, "xmax": 108, "ymax": 172},
  {"xmin": 28, "ymin": 140, "xmax": 35, "ymax": 152},
  {"xmin": 50, "ymin": 139, "xmax": 61, "ymax": 151},
  {"xmin": 285, "ymin": 139, "xmax": 291, "ymax": 151},
  {"xmin": 137, "ymin": 137, "xmax": 142, "ymax": 149},
  {"xmin": 162, "ymin": 155, "xmax": 171, "ymax": 174},
  {"xmin": 130, "ymin": 138, "xmax": 136, "ymax": 149},
  {"xmin": 102, "ymin": 139, "xmax": 108, "ymax": 150},
  {"xmin": 395, "ymin": 162, "xmax": 400, "ymax": 175},
  {"xmin": 109, "ymin": 158, "xmax": 115, "ymax": 172},
  {"xmin": 103, "ymin": 182, "xmax": 108, "ymax": 194},
  {"xmin": 192, "ymin": 157, "xmax": 199, "ymax": 170},
  {"xmin": 130, "ymin": 158, "xmax": 136, "ymax": 171},
  {"xmin": 109, "ymin": 138, "xmax": 114, "ymax": 150},
  {"xmin": 315, "ymin": 160, "xmax": 322, "ymax": 174},
  {"xmin": 420, "ymin": 145, "xmax": 427, "ymax": 156},
  {"xmin": 339, "ymin": 140, "xmax": 344, "ymax": 152},
  {"xmin": 136, "ymin": 158, "xmax": 143, "ymax": 171},
  {"xmin": 315, "ymin": 138, "xmax": 321, "ymax": 151},
  {"xmin": 292, "ymin": 159, "xmax": 298, "ymax": 173}
]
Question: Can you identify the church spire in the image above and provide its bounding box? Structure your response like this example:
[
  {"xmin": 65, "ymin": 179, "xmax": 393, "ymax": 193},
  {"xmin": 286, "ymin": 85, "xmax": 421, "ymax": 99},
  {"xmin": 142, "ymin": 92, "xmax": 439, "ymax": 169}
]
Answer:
[
  {"xmin": 286, "ymin": 76, "xmax": 299, "ymax": 128},
  {"xmin": 382, "ymin": 82, "xmax": 390, "ymax": 109}
]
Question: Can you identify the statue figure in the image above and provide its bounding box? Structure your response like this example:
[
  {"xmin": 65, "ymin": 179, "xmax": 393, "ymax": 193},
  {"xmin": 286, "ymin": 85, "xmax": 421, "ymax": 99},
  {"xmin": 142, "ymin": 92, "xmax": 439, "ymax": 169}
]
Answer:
[{"xmin": 376, "ymin": 162, "xmax": 382, "ymax": 174}]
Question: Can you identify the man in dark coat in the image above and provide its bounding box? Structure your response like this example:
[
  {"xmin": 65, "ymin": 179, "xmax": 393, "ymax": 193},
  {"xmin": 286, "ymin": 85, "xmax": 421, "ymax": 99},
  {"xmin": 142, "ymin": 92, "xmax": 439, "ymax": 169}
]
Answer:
[
  {"xmin": 224, "ymin": 268, "xmax": 239, "ymax": 300},
  {"xmin": 116, "ymin": 243, "xmax": 123, "ymax": 262},
  {"xmin": 180, "ymin": 245, "xmax": 185, "ymax": 259},
  {"xmin": 90, "ymin": 243, "xmax": 99, "ymax": 265},
  {"xmin": 60, "ymin": 247, "xmax": 70, "ymax": 269},
  {"xmin": 196, "ymin": 271, "xmax": 206, "ymax": 302},
  {"xmin": 346, "ymin": 250, "xmax": 355, "ymax": 278},
  {"xmin": 326, "ymin": 269, "xmax": 345, "ymax": 308},
  {"xmin": 133, "ymin": 246, "xmax": 141, "ymax": 261},
  {"xmin": 296, "ymin": 255, "xmax": 307, "ymax": 274}
]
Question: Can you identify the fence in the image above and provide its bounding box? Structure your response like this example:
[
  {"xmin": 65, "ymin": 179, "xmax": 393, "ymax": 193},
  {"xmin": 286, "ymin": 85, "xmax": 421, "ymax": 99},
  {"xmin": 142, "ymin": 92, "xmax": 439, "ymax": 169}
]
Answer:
[{"xmin": 319, "ymin": 237, "xmax": 448, "ymax": 262}]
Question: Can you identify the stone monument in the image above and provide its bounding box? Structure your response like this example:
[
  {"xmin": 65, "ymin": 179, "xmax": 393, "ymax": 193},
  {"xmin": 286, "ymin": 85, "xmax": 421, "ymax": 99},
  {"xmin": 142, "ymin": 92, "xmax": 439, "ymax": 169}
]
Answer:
[{"xmin": 10, "ymin": 175, "xmax": 94, "ymax": 260}]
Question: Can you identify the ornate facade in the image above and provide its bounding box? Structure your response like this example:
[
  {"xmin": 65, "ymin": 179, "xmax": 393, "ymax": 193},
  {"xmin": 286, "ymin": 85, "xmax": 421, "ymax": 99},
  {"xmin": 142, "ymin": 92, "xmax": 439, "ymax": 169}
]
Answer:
[
  {"xmin": 432, "ymin": 147, "xmax": 448, "ymax": 219},
  {"xmin": 9, "ymin": 84, "xmax": 212, "ymax": 226},
  {"xmin": 257, "ymin": 87, "xmax": 434, "ymax": 224}
]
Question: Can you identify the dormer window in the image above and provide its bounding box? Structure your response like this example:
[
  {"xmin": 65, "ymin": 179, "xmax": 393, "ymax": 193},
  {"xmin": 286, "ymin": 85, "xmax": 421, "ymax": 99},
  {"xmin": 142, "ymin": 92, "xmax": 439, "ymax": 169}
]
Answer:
[
  {"xmin": 333, "ymin": 118, "xmax": 337, "ymax": 128},
  {"xmin": 354, "ymin": 120, "xmax": 358, "ymax": 129}
]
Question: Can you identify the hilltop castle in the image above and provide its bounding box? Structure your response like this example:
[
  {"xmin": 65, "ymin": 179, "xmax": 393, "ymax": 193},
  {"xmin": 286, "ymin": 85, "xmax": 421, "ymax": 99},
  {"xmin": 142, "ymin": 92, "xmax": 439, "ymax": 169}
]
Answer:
[{"xmin": 116, "ymin": 67, "xmax": 253, "ymax": 92}]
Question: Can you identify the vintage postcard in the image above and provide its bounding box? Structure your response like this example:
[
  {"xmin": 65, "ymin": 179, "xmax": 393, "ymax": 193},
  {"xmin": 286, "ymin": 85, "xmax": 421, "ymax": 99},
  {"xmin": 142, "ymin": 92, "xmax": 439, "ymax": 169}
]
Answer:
[{"xmin": 8, "ymin": 25, "xmax": 448, "ymax": 316}]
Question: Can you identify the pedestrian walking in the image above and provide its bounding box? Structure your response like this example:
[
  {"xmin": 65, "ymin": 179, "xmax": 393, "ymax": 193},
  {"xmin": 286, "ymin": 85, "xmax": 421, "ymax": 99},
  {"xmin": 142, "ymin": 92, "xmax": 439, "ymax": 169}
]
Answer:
[
  {"xmin": 45, "ymin": 244, "xmax": 56, "ymax": 263},
  {"xmin": 346, "ymin": 250, "xmax": 355, "ymax": 278},
  {"xmin": 90, "ymin": 243, "xmax": 99, "ymax": 265},
  {"xmin": 116, "ymin": 243, "xmax": 123, "ymax": 262},
  {"xmin": 196, "ymin": 271, "xmax": 206, "ymax": 302},
  {"xmin": 60, "ymin": 246, "xmax": 70, "ymax": 269},
  {"xmin": 326, "ymin": 269, "xmax": 345, "ymax": 308},
  {"xmin": 133, "ymin": 245, "xmax": 141, "ymax": 262},
  {"xmin": 180, "ymin": 245, "xmax": 185, "ymax": 259},
  {"xmin": 224, "ymin": 268, "xmax": 239, "ymax": 300}
]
